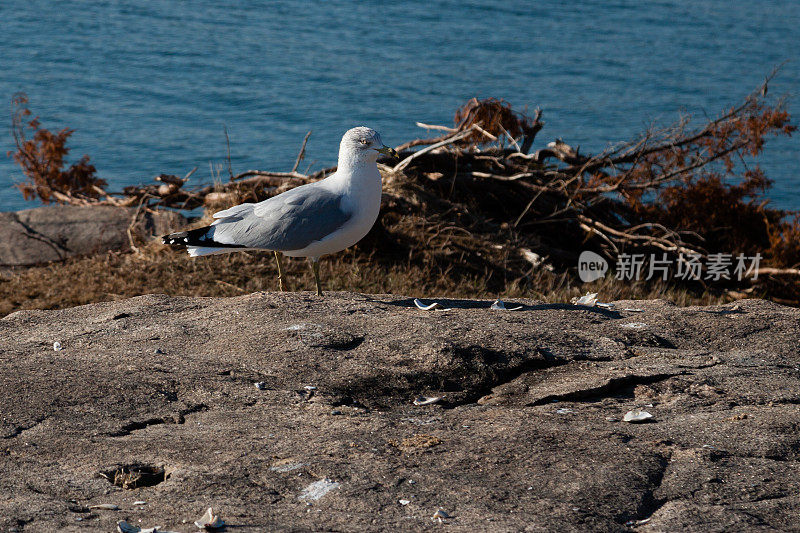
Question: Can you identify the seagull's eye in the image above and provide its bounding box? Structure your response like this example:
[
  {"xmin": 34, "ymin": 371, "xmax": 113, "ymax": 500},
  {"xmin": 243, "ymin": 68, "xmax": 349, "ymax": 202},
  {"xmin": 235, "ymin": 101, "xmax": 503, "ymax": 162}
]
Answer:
[{"xmin": 359, "ymin": 138, "xmax": 369, "ymax": 145}]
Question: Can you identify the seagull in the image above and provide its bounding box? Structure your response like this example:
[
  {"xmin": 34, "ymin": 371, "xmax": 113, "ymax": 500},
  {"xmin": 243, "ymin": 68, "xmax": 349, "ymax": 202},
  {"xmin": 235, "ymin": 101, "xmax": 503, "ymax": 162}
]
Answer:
[{"xmin": 163, "ymin": 127, "xmax": 397, "ymax": 296}]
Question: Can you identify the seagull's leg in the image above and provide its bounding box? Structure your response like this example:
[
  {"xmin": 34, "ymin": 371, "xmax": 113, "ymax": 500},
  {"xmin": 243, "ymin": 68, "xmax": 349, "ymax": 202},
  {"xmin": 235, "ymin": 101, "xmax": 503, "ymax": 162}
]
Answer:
[
  {"xmin": 273, "ymin": 251, "xmax": 287, "ymax": 292},
  {"xmin": 310, "ymin": 258, "xmax": 323, "ymax": 297}
]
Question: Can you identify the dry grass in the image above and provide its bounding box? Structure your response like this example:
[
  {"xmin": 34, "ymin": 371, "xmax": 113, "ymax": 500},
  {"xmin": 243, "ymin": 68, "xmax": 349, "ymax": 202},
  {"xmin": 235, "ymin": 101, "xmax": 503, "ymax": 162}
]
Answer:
[{"xmin": 0, "ymin": 237, "xmax": 727, "ymax": 318}]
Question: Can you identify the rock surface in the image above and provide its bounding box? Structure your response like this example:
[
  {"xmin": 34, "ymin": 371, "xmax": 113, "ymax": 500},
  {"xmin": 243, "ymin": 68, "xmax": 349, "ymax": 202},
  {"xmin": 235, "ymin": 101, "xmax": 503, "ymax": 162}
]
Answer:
[
  {"xmin": 1, "ymin": 293, "xmax": 798, "ymax": 532},
  {"xmin": 0, "ymin": 206, "xmax": 187, "ymax": 267}
]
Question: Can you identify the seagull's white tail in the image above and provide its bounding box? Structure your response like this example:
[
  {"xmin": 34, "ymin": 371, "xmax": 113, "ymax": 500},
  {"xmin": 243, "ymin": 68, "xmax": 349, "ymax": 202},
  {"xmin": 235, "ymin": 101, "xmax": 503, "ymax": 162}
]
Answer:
[
  {"xmin": 187, "ymin": 246, "xmax": 230, "ymax": 257},
  {"xmin": 163, "ymin": 226, "xmax": 246, "ymax": 257}
]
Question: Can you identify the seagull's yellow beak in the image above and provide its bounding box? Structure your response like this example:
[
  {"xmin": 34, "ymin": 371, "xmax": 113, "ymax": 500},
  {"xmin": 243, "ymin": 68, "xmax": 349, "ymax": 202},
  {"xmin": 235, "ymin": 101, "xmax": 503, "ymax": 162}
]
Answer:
[{"xmin": 376, "ymin": 145, "xmax": 398, "ymax": 159}]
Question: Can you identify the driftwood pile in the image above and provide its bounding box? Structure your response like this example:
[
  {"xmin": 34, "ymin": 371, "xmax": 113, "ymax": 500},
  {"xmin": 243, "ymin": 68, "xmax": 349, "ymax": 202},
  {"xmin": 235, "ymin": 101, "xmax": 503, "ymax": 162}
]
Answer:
[{"xmin": 9, "ymin": 76, "xmax": 800, "ymax": 302}]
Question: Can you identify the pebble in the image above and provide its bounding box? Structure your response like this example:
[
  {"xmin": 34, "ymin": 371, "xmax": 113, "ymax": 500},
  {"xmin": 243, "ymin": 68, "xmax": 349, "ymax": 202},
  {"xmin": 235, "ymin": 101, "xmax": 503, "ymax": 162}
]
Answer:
[
  {"xmin": 53, "ymin": 341, "xmax": 62, "ymax": 351},
  {"xmin": 254, "ymin": 382, "xmax": 267, "ymax": 390}
]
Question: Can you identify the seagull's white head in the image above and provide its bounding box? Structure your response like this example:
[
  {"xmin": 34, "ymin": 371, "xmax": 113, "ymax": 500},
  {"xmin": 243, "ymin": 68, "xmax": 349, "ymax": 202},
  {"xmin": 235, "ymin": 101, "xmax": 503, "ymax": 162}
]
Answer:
[{"xmin": 339, "ymin": 127, "xmax": 397, "ymax": 164}]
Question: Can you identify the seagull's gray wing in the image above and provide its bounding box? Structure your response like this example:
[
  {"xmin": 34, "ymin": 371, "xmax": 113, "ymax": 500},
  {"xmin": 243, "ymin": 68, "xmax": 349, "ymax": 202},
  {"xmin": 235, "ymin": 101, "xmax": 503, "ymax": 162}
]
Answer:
[{"xmin": 207, "ymin": 183, "xmax": 351, "ymax": 251}]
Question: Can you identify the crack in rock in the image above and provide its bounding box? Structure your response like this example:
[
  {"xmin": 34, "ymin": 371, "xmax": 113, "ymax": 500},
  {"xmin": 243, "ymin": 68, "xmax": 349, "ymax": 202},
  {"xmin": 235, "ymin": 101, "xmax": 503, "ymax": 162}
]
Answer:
[
  {"xmin": 2, "ymin": 417, "xmax": 46, "ymax": 439},
  {"xmin": 529, "ymin": 372, "xmax": 684, "ymax": 406},
  {"xmin": 108, "ymin": 404, "xmax": 208, "ymax": 437}
]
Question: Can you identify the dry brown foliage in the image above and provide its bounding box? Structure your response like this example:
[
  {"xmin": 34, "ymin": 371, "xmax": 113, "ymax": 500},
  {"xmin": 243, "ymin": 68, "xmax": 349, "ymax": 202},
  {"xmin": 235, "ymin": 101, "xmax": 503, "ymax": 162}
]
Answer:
[
  {"xmin": 6, "ymin": 72, "xmax": 799, "ymax": 306},
  {"xmin": 9, "ymin": 93, "xmax": 107, "ymax": 204}
]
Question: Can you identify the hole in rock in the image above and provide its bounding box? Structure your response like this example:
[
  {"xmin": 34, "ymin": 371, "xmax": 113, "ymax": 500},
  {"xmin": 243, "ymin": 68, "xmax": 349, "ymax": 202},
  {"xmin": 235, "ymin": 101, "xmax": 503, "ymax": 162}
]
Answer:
[{"xmin": 100, "ymin": 464, "xmax": 169, "ymax": 489}]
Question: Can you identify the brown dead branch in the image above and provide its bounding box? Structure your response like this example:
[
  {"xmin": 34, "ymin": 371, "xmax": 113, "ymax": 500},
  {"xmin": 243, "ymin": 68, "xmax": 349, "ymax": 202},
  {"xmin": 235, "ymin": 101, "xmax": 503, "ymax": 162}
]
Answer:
[{"xmin": 9, "ymin": 80, "xmax": 799, "ymax": 303}]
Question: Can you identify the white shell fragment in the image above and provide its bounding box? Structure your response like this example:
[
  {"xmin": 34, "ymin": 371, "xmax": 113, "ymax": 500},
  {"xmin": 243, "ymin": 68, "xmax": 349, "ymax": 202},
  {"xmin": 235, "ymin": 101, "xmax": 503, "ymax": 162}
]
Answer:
[
  {"xmin": 413, "ymin": 298, "xmax": 448, "ymax": 311},
  {"xmin": 621, "ymin": 322, "xmax": 648, "ymax": 329},
  {"xmin": 572, "ymin": 292, "xmax": 598, "ymax": 306},
  {"xmin": 133, "ymin": 501, "xmax": 147, "ymax": 506},
  {"xmin": 254, "ymin": 382, "xmax": 267, "ymax": 390},
  {"xmin": 556, "ymin": 408, "xmax": 573, "ymax": 414},
  {"xmin": 399, "ymin": 499, "xmax": 411, "ymax": 506},
  {"xmin": 571, "ymin": 292, "xmax": 615, "ymax": 309},
  {"xmin": 283, "ymin": 323, "xmax": 311, "ymax": 331},
  {"xmin": 117, "ymin": 521, "xmax": 140, "ymax": 533},
  {"xmin": 117, "ymin": 521, "xmax": 176, "ymax": 533},
  {"xmin": 90, "ymin": 503, "xmax": 120, "ymax": 510},
  {"xmin": 299, "ymin": 478, "xmax": 341, "ymax": 501},
  {"xmin": 622, "ymin": 308, "xmax": 645, "ymax": 312},
  {"xmin": 194, "ymin": 507, "xmax": 224, "ymax": 529},
  {"xmin": 490, "ymin": 299, "xmax": 523, "ymax": 311},
  {"xmin": 413, "ymin": 396, "xmax": 441, "ymax": 406},
  {"xmin": 623, "ymin": 409, "xmax": 654, "ymax": 423},
  {"xmin": 53, "ymin": 341, "xmax": 62, "ymax": 351}
]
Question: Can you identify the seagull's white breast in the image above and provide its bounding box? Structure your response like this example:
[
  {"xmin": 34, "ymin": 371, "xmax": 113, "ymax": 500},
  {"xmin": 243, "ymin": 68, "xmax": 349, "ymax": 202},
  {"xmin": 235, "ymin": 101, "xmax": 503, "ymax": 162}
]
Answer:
[{"xmin": 282, "ymin": 163, "xmax": 382, "ymax": 260}]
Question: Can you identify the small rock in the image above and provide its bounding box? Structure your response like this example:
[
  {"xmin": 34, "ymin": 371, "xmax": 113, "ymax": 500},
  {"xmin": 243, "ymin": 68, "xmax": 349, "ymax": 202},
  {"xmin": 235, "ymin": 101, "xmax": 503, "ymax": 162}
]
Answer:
[
  {"xmin": 556, "ymin": 408, "xmax": 573, "ymax": 414},
  {"xmin": 254, "ymin": 382, "xmax": 267, "ymax": 390},
  {"xmin": 53, "ymin": 341, "xmax": 62, "ymax": 351},
  {"xmin": 90, "ymin": 503, "xmax": 120, "ymax": 510},
  {"xmin": 153, "ymin": 348, "xmax": 164, "ymax": 354},
  {"xmin": 623, "ymin": 409, "xmax": 654, "ymax": 423},
  {"xmin": 133, "ymin": 501, "xmax": 147, "ymax": 505},
  {"xmin": 432, "ymin": 509, "xmax": 451, "ymax": 521},
  {"xmin": 331, "ymin": 410, "xmax": 342, "ymax": 415}
]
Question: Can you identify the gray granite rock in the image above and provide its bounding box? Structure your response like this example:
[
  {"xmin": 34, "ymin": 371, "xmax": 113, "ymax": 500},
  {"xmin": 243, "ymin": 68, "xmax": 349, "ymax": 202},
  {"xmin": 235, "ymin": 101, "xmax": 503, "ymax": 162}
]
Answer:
[
  {"xmin": 0, "ymin": 293, "xmax": 798, "ymax": 531},
  {"xmin": 0, "ymin": 205, "xmax": 186, "ymax": 267}
]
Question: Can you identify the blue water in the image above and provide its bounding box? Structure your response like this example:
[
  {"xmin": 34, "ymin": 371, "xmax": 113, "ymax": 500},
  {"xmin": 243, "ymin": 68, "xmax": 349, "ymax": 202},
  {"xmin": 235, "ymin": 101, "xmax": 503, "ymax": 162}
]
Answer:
[{"xmin": 0, "ymin": 0, "xmax": 798, "ymax": 212}]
